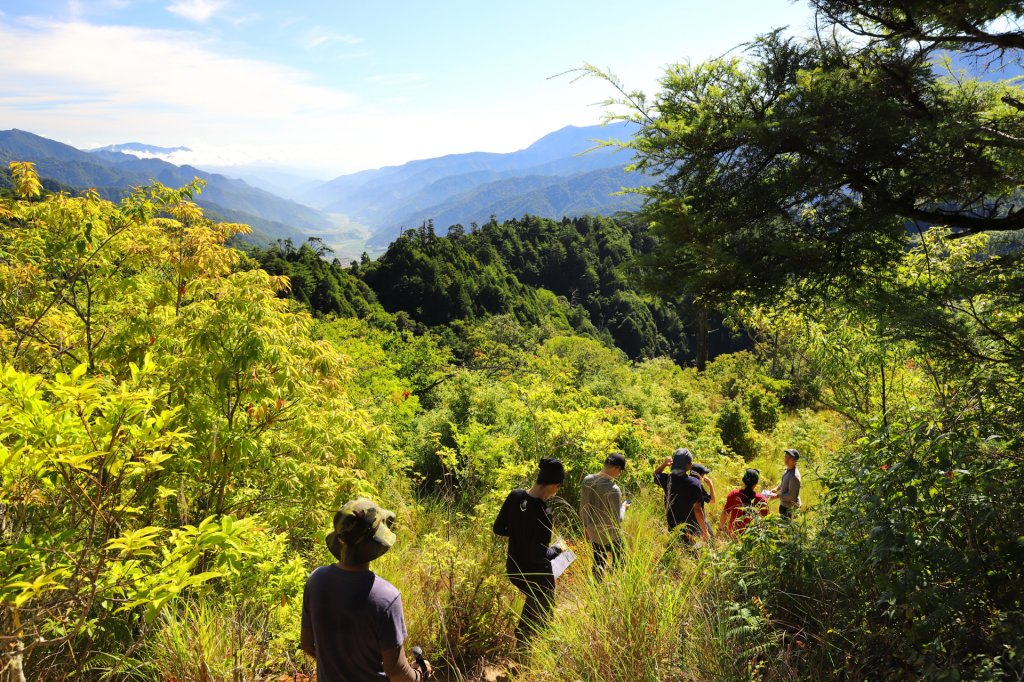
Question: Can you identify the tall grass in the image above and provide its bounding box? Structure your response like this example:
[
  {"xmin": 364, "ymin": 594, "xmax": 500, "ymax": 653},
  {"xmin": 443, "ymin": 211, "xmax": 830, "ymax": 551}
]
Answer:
[
  {"xmin": 512, "ymin": 487, "xmax": 799, "ymax": 682},
  {"xmin": 374, "ymin": 499, "xmax": 518, "ymax": 677},
  {"xmin": 509, "ymin": 490, "xmax": 721, "ymax": 681},
  {"xmin": 143, "ymin": 601, "xmax": 271, "ymax": 682}
]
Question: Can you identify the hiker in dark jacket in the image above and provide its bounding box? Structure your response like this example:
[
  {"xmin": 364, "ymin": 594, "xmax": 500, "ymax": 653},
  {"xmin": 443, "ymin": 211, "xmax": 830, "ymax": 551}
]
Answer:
[
  {"xmin": 493, "ymin": 457, "xmax": 565, "ymax": 644},
  {"xmin": 653, "ymin": 448, "xmax": 709, "ymax": 544}
]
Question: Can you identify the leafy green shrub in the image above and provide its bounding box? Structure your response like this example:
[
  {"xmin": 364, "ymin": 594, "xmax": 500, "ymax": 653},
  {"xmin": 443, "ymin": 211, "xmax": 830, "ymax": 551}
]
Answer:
[
  {"xmin": 717, "ymin": 399, "xmax": 757, "ymax": 459},
  {"xmin": 747, "ymin": 387, "xmax": 781, "ymax": 432},
  {"xmin": 375, "ymin": 502, "xmax": 517, "ymax": 672}
]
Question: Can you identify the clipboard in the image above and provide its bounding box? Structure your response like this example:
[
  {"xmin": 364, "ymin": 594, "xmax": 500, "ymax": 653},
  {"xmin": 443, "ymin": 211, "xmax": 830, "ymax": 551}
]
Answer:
[{"xmin": 551, "ymin": 548, "xmax": 576, "ymax": 579}]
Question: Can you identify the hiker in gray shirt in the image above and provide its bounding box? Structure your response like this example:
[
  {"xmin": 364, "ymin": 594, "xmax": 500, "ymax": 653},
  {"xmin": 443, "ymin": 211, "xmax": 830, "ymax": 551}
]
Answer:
[
  {"xmin": 301, "ymin": 499, "xmax": 431, "ymax": 682},
  {"xmin": 580, "ymin": 452, "xmax": 628, "ymax": 579},
  {"xmin": 768, "ymin": 448, "xmax": 802, "ymax": 518}
]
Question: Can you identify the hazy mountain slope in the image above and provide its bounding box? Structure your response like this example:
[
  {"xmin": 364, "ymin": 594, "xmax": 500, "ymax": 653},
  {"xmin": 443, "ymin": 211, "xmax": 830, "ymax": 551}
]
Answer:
[
  {"xmin": 303, "ymin": 123, "xmax": 636, "ymax": 213},
  {"xmin": 304, "ymin": 123, "xmax": 640, "ymax": 244},
  {"xmin": 0, "ymin": 129, "xmax": 329, "ymax": 242},
  {"xmin": 368, "ymin": 165, "xmax": 650, "ymax": 246}
]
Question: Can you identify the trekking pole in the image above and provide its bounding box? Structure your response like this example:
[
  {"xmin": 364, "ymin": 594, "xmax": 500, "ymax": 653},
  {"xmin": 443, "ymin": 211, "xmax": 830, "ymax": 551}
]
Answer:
[{"xmin": 411, "ymin": 645, "xmax": 429, "ymax": 679}]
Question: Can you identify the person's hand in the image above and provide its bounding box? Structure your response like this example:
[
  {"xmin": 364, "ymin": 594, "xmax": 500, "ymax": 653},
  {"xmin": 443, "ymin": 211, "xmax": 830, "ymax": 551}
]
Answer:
[
  {"xmin": 421, "ymin": 660, "xmax": 433, "ymax": 679},
  {"xmin": 662, "ymin": 457, "xmax": 672, "ymax": 468},
  {"xmin": 624, "ymin": 500, "xmax": 631, "ymax": 508}
]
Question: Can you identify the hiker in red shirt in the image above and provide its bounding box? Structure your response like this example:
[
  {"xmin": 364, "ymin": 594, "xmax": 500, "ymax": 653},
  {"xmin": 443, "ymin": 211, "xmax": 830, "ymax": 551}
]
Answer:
[{"xmin": 719, "ymin": 468, "xmax": 769, "ymax": 537}]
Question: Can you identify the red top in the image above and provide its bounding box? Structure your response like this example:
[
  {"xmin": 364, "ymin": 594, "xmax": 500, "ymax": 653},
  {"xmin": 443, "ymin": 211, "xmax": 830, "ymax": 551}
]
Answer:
[{"xmin": 722, "ymin": 488, "xmax": 769, "ymax": 534}]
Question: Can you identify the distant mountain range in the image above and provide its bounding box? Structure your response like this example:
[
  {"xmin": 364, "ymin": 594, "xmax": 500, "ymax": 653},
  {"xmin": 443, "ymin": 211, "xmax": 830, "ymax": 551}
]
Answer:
[
  {"xmin": 0, "ymin": 129, "xmax": 331, "ymax": 245},
  {"xmin": 300, "ymin": 122, "xmax": 650, "ymax": 247},
  {"xmin": 1, "ymin": 124, "xmax": 648, "ymax": 254}
]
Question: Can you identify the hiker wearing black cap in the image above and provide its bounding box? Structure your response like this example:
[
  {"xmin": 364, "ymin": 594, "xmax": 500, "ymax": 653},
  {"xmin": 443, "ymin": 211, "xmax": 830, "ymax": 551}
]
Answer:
[
  {"xmin": 580, "ymin": 452, "xmax": 628, "ymax": 580},
  {"xmin": 493, "ymin": 457, "xmax": 565, "ymax": 644},
  {"xmin": 301, "ymin": 498, "xmax": 432, "ymax": 682},
  {"xmin": 653, "ymin": 448, "xmax": 709, "ymax": 543},
  {"xmin": 720, "ymin": 468, "xmax": 770, "ymax": 536},
  {"xmin": 767, "ymin": 448, "xmax": 802, "ymax": 518}
]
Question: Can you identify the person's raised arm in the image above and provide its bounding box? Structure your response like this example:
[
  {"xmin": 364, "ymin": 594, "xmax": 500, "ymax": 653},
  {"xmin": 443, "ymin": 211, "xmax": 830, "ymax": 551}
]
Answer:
[
  {"xmin": 382, "ymin": 644, "xmax": 431, "ymax": 682},
  {"xmin": 703, "ymin": 476, "xmax": 717, "ymax": 505},
  {"xmin": 654, "ymin": 457, "xmax": 672, "ymax": 477}
]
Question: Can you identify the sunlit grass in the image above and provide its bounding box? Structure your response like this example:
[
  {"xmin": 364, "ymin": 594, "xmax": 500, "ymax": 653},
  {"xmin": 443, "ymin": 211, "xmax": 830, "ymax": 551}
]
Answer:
[{"xmin": 513, "ymin": 489, "xmax": 788, "ymax": 682}]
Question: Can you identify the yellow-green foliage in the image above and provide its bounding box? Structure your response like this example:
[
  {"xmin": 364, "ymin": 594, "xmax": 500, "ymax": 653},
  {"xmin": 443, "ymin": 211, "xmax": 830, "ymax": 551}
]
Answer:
[
  {"xmin": 0, "ymin": 169, "xmax": 846, "ymax": 679},
  {"xmin": 0, "ymin": 173, "xmax": 397, "ymax": 678}
]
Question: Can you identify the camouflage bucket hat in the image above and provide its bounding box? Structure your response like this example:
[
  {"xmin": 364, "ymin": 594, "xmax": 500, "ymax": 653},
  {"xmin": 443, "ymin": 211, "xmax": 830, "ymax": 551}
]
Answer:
[{"xmin": 325, "ymin": 498, "xmax": 397, "ymax": 565}]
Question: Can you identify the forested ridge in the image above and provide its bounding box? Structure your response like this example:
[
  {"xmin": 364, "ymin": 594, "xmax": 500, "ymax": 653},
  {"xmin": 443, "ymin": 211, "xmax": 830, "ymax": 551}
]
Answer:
[
  {"xmin": 3, "ymin": 1, "xmax": 1024, "ymax": 680},
  {"xmin": 246, "ymin": 214, "xmax": 747, "ymax": 367}
]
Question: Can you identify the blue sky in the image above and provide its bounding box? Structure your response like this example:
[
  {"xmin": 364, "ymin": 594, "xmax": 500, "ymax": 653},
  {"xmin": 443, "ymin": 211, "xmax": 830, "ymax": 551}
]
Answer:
[{"xmin": 0, "ymin": 0, "xmax": 816, "ymax": 177}]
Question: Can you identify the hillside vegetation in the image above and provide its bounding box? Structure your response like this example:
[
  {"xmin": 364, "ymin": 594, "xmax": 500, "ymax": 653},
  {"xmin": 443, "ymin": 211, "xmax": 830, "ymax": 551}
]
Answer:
[
  {"xmin": 2, "ymin": 152, "xmax": 1022, "ymax": 680},
  {"xmin": 246, "ymin": 215, "xmax": 748, "ymax": 367},
  {"xmin": 4, "ymin": 0, "xmax": 1024, "ymax": 679}
]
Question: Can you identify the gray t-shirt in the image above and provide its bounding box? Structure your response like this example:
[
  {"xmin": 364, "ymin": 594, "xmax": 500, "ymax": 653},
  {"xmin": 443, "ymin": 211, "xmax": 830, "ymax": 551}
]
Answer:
[
  {"xmin": 778, "ymin": 467, "xmax": 802, "ymax": 509},
  {"xmin": 301, "ymin": 566, "xmax": 407, "ymax": 682},
  {"xmin": 580, "ymin": 473, "xmax": 623, "ymax": 545}
]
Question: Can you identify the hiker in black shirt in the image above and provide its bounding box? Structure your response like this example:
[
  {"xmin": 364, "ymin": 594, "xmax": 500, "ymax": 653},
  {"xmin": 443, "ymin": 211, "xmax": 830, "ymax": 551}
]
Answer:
[
  {"xmin": 493, "ymin": 457, "xmax": 565, "ymax": 645},
  {"xmin": 653, "ymin": 448, "xmax": 709, "ymax": 544}
]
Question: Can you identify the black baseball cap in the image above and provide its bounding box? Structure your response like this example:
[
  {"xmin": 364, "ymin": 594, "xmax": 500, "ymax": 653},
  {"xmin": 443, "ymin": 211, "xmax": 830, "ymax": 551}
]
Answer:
[{"xmin": 671, "ymin": 448, "xmax": 693, "ymax": 473}]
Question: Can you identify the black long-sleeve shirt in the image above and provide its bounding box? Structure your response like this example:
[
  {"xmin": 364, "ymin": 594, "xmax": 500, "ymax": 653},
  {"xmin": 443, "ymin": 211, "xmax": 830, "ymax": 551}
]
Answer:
[{"xmin": 493, "ymin": 489, "xmax": 554, "ymax": 575}]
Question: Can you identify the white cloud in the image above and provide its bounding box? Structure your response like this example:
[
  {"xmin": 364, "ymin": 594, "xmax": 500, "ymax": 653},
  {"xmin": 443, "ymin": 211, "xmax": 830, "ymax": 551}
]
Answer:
[
  {"xmin": 165, "ymin": 0, "xmax": 227, "ymax": 24},
  {"xmin": 304, "ymin": 26, "xmax": 361, "ymax": 50},
  {"xmin": 106, "ymin": 142, "xmax": 265, "ymax": 168},
  {"xmin": 0, "ymin": 17, "xmax": 613, "ymax": 175},
  {"xmin": 0, "ymin": 19, "xmax": 365, "ymax": 171}
]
